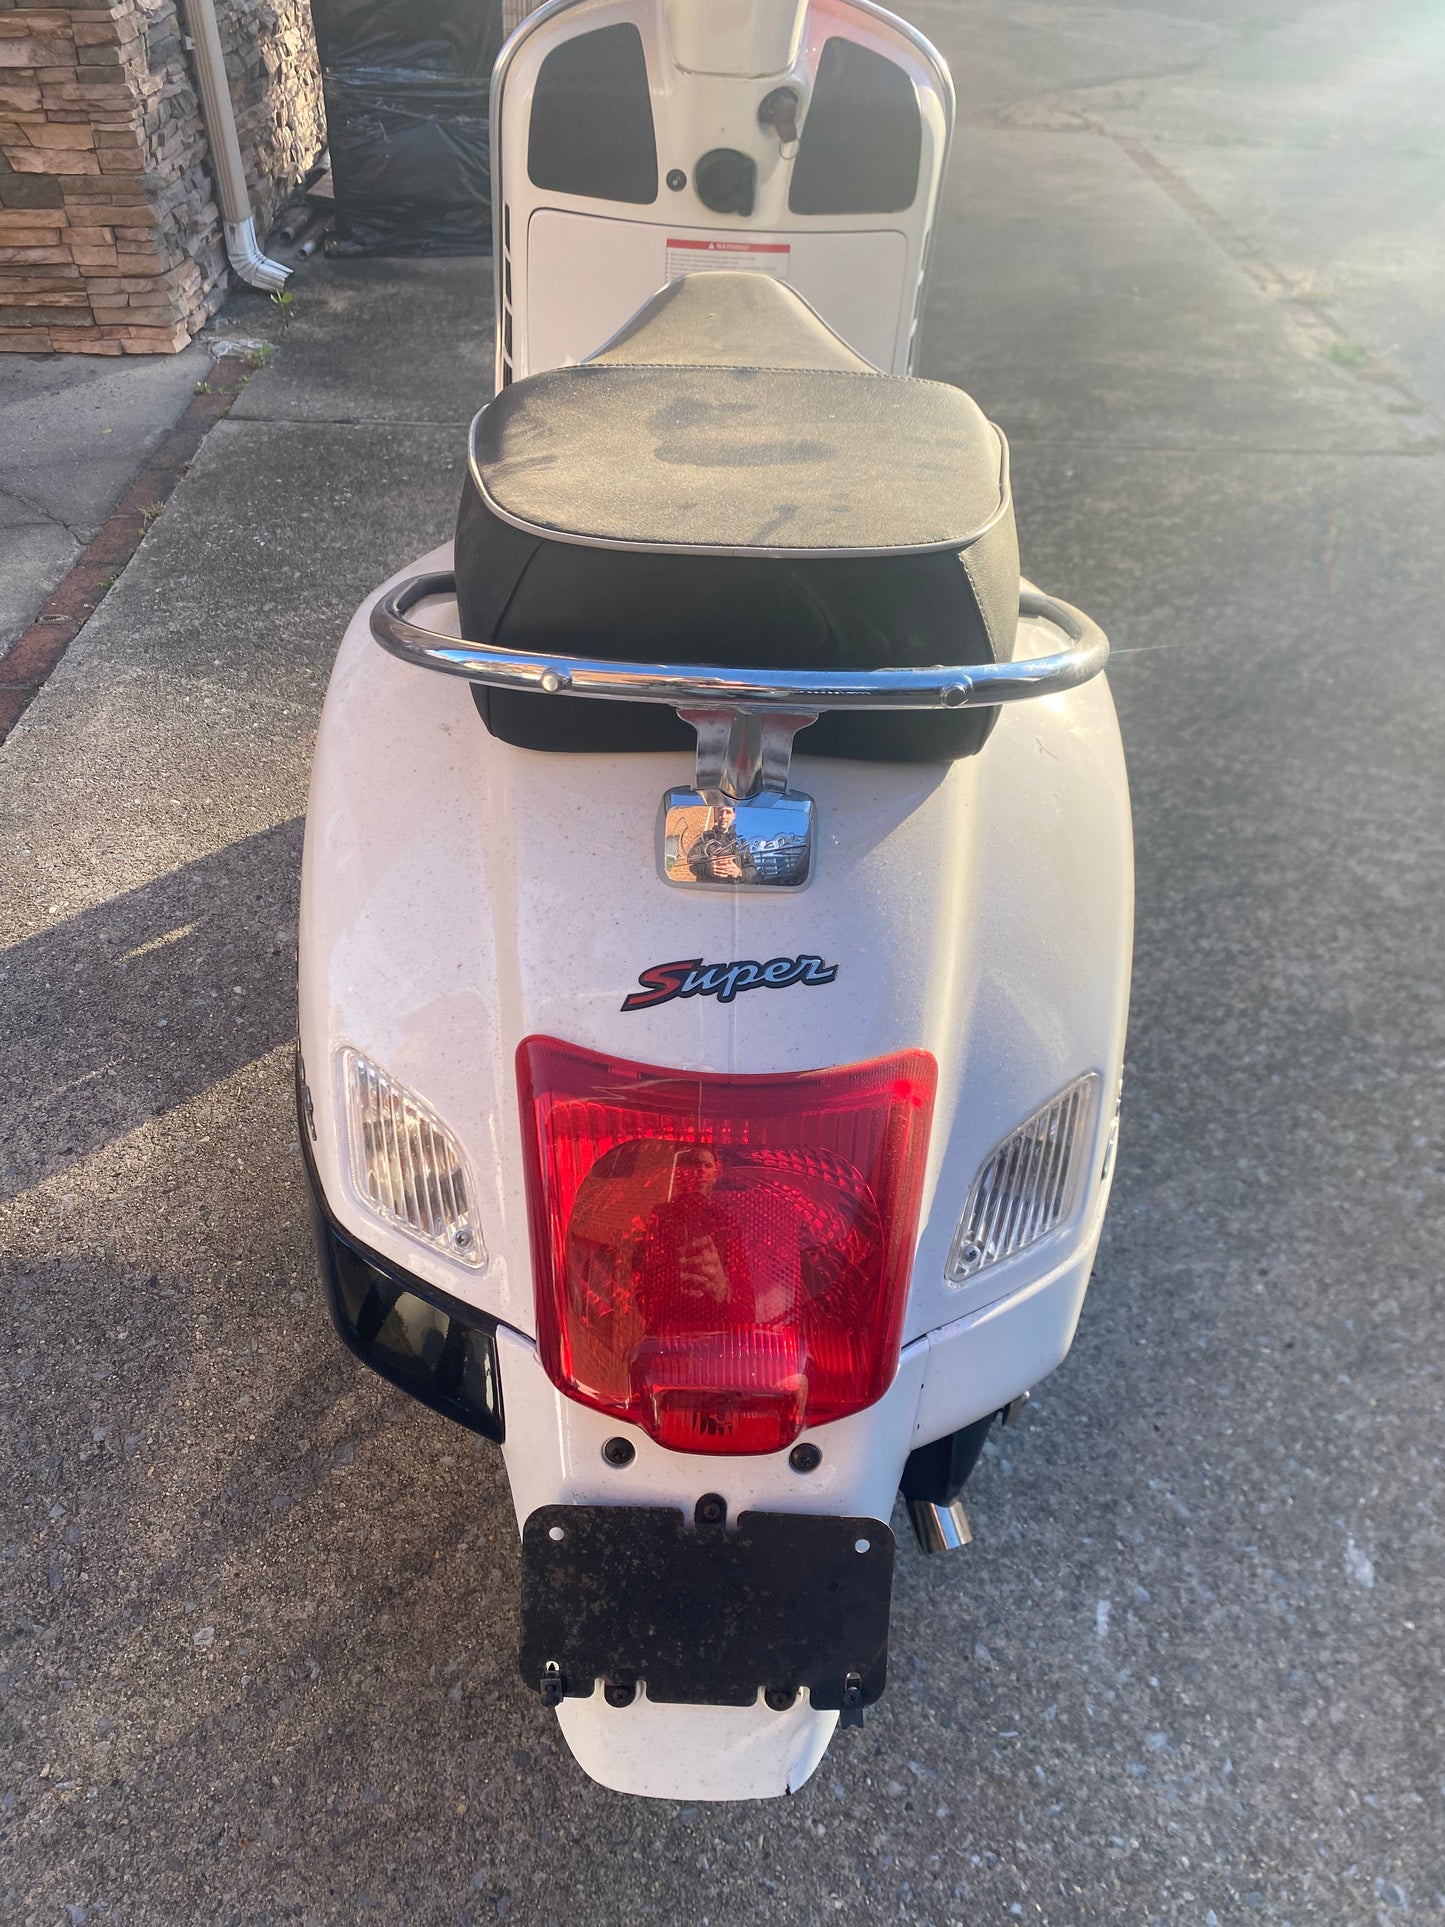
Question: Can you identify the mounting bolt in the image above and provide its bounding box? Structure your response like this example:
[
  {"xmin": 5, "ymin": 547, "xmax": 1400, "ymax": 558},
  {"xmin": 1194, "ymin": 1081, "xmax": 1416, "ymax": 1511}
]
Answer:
[
  {"xmin": 604, "ymin": 1677, "xmax": 637, "ymax": 1708},
  {"xmin": 789, "ymin": 1442, "xmax": 822, "ymax": 1474},
  {"xmin": 695, "ymin": 1492, "xmax": 726, "ymax": 1527},
  {"xmin": 764, "ymin": 1686, "xmax": 797, "ymax": 1712},
  {"xmin": 839, "ymin": 1671, "xmax": 866, "ymax": 1728},
  {"xmin": 666, "ymin": 167, "xmax": 687, "ymax": 191},
  {"xmin": 602, "ymin": 1436, "xmax": 635, "ymax": 1468}
]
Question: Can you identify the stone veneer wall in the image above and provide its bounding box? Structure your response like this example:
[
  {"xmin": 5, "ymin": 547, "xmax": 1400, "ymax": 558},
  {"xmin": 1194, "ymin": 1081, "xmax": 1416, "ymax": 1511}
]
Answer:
[{"xmin": 0, "ymin": 0, "xmax": 323, "ymax": 354}]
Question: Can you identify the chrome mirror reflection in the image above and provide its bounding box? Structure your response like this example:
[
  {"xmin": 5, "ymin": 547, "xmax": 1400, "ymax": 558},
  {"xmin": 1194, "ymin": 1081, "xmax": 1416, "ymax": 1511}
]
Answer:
[
  {"xmin": 661, "ymin": 787, "xmax": 814, "ymax": 888},
  {"xmin": 660, "ymin": 707, "xmax": 817, "ymax": 889}
]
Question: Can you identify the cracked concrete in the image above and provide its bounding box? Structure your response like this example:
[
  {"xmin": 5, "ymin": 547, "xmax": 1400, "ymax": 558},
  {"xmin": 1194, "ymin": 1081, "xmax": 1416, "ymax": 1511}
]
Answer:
[{"xmin": 0, "ymin": 345, "xmax": 212, "ymax": 652}]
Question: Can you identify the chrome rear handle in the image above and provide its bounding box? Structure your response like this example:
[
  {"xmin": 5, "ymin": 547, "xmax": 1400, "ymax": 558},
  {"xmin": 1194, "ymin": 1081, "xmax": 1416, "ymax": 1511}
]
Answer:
[{"xmin": 370, "ymin": 573, "xmax": 1108, "ymax": 711}]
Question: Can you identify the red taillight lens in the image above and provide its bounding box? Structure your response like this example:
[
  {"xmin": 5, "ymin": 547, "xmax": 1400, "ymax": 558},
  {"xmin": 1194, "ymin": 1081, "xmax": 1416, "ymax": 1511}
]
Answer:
[{"xmin": 517, "ymin": 1036, "xmax": 937, "ymax": 1456}]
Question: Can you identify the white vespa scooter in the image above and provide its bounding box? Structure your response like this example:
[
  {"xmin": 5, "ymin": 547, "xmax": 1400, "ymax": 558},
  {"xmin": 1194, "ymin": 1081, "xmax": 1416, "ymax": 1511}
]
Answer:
[{"xmin": 297, "ymin": 0, "xmax": 1132, "ymax": 1801}]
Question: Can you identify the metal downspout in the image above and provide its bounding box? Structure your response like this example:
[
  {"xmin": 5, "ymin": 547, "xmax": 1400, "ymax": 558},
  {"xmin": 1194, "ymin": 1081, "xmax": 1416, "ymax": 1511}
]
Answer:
[{"xmin": 181, "ymin": 0, "xmax": 291, "ymax": 293}]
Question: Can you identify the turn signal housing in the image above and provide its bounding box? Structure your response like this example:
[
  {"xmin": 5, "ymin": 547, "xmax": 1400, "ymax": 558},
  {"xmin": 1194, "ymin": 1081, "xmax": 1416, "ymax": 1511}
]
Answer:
[
  {"xmin": 340, "ymin": 1048, "xmax": 485, "ymax": 1267},
  {"xmin": 946, "ymin": 1072, "xmax": 1099, "ymax": 1283},
  {"xmin": 517, "ymin": 1037, "xmax": 937, "ymax": 1456}
]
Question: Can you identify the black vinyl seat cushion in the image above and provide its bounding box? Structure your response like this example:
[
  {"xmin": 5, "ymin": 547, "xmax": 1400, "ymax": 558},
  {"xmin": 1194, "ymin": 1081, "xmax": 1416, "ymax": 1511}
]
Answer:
[{"xmin": 455, "ymin": 274, "xmax": 1020, "ymax": 763}]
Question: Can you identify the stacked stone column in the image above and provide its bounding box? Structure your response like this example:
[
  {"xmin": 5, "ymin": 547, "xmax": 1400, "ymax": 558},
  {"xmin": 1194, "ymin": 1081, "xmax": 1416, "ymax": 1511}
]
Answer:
[{"xmin": 0, "ymin": 0, "xmax": 322, "ymax": 354}]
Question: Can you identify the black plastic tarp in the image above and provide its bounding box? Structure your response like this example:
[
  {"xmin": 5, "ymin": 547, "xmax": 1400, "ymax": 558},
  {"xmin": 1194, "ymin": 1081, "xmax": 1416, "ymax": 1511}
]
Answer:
[{"xmin": 311, "ymin": 0, "xmax": 506, "ymax": 253}]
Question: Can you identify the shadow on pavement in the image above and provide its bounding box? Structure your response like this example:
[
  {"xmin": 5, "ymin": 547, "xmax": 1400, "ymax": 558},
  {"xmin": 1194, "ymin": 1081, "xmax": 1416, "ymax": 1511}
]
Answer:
[{"xmin": 0, "ymin": 818, "xmax": 302, "ymax": 1205}]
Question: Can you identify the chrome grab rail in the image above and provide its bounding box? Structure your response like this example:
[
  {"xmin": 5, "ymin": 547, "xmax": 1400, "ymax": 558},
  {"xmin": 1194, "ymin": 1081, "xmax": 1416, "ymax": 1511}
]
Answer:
[{"xmin": 369, "ymin": 572, "xmax": 1108, "ymax": 710}]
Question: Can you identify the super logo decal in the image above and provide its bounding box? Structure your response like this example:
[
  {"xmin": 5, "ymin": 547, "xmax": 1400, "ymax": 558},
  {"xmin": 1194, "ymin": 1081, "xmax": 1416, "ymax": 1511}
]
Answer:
[{"xmin": 622, "ymin": 955, "xmax": 838, "ymax": 1012}]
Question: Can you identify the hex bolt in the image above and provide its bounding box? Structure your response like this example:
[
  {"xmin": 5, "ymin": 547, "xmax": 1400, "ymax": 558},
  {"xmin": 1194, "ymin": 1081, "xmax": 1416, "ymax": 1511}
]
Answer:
[
  {"xmin": 695, "ymin": 1493, "xmax": 726, "ymax": 1527},
  {"xmin": 789, "ymin": 1443, "xmax": 822, "ymax": 1474},
  {"xmin": 764, "ymin": 1687, "xmax": 797, "ymax": 1712},
  {"xmin": 602, "ymin": 1436, "xmax": 636, "ymax": 1468}
]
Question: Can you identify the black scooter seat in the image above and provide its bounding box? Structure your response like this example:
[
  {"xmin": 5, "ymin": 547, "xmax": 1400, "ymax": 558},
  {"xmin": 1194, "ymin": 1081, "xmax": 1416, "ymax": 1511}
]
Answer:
[
  {"xmin": 455, "ymin": 274, "xmax": 1021, "ymax": 764},
  {"xmin": 473, "ymin": 275, "xmax": 1010, "ymax": 559}
]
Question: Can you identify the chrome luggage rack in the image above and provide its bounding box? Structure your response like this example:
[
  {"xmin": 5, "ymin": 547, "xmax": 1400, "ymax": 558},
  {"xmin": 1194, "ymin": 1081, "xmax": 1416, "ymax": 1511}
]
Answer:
[
  {"xmin": 372, "ymin": 574, "xmax": 1107, "ymax": 712},
  {"xmin": 370, "ymin": 574, "xmax": 1109, "ymax": 890}
]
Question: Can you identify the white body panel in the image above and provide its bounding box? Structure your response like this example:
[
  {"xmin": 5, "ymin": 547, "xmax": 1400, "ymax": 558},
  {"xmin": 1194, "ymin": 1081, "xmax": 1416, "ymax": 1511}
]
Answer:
[
  {"xmin": 524, "ymin": 210, "xmax": 913, "ymax": 379},
  {"xmin": 493, "ymin": 0, "xmax": 953, "ymax": 379},
  {"xmin": 300, "ymin": 547, "xmax": 1131, "ymax": 1353},
  {"xmin": 298, "ymin": 549, "xmax": 1131, "ymax": 1796},
  {"xmin": 661, "ymin": 0, "xmax": 809, "ymax": 75}
]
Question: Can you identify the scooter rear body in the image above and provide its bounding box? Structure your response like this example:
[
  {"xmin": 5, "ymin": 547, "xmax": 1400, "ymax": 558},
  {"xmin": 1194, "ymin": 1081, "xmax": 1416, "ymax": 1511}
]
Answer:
[{"xmin": 298, "ymin": 0, "xmax": 1132, "ymax": 1801}]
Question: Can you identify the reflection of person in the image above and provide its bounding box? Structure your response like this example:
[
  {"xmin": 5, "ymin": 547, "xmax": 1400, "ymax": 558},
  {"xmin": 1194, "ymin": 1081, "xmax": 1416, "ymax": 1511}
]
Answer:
[
  {"xmin": 688, "ymin": 804, "xmax": 755, "ymax": 883},
  {"xmin": 633, "ymin": 1145, "xmax": 751, "ymax": 1326}
]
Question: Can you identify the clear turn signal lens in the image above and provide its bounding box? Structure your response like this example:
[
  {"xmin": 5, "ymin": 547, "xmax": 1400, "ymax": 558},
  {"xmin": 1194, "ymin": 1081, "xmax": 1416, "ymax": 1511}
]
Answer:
[
  {"xmin": 947, "ymin": 1073, "xmax": 1099, "ymax": 1283},
  {"xmin": 340, "ymin": 1049, "xmax": 485, "ymax": 1268}
]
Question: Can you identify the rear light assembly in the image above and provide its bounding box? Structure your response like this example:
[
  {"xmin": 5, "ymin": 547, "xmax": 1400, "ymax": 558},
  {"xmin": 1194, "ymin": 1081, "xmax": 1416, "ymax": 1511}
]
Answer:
[{"xmin": 517, "ymin": 1037, "xmax": 938, "ymax": 1456}]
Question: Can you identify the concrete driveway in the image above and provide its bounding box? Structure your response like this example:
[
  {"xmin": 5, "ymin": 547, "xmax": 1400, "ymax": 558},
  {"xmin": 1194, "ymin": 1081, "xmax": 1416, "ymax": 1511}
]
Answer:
[
  {"xmin": 2, "ymin": 3, "xmax": 1442, "ymax": 1922},
  {"xmin": 0, "ymin": 347, "xmax": 210, "ymax": 655}
]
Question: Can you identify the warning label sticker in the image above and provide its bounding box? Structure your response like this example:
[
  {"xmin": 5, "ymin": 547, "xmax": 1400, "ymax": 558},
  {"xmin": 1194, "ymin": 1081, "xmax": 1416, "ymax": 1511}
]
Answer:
[{"xmin": 664, "ymin": 237, "xmax": 793, "ymax": 282}]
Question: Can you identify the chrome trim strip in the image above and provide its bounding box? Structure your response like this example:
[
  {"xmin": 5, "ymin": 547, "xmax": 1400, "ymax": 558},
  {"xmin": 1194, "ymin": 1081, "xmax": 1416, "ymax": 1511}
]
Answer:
[
  {"xmin": 370, "ymin": 574, "xmax": 1108, "ymax": 711},
  {"xmin": 467, "ymin": 406, "xmax": 1012, "ymax": 561},
  {"xmin": 855, "ymin": 0, "xmax": 956, "ymax": 131},
  {"xmin": 489, "ymin": 0, "xmax": 593, "ymax": 390},
  {"xmin": 849, "ymin": 0, "xmax": 956, "ymax": 375}
]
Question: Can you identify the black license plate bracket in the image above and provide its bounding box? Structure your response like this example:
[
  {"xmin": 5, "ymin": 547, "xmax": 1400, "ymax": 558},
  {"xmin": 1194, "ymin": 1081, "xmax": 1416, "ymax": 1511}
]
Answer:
[{"xmin": 519, "ymin": 1503, "xmax": 894, "ymax": 1711}]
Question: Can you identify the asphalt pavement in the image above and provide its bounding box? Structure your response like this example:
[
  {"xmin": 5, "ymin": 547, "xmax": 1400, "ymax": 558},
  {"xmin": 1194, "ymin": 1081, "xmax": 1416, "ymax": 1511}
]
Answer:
[{"xmin": 2, "ymin": 2, "xmax": 1443, "ymax": 1923}]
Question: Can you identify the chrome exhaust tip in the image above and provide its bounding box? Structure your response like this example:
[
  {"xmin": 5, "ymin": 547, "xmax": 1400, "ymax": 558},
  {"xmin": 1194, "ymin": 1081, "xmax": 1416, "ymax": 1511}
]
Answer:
[{"xmin": 907, "ymin": 1496, "xmax": 973, "ymax": 1555}]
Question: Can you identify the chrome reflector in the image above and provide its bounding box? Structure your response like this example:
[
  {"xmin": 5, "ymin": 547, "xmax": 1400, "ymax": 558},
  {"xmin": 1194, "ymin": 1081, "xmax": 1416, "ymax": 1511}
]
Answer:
[
  {"xmin": 340, "ymin": 1049, "xmax": 485, "ymax": 1268},
  {"xmin": 947, "ymin": 1074, "xmax": 1100, "ymax": 1283}
]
